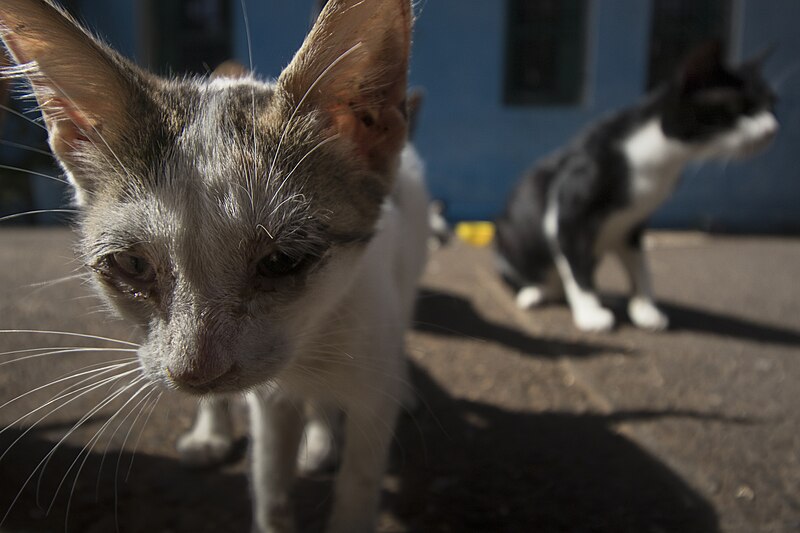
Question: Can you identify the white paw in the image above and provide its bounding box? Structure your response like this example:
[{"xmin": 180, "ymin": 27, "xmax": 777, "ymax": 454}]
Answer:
[
  {"xmin": 296, "ymin": 420, "xmax": 338, "ymax": 475},
  {"xmin": 629, "ymin": 298, "xmax": 669, "ymax": 331},
  {"xmin": 573, "ymin": 305, "xmax": 615, "ymax": 332},
  {"xmin": 516, "ymin": 286, "xmax": 546, "ymax": 309},
  {"xmin": 176, "ymin": 430, "xmax": 233, "ymax": 467}
]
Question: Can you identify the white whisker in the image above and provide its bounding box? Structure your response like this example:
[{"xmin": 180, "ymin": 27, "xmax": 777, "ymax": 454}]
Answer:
[
  {"xmin": 0, "ymin": 330, "xmax": 139, "ymax": 347},
  {"xmin": 0, "ymin": 163, "xmax": 67, "ymax": 184},
  {"xmin": 124, "ymin": 392, "xmax": 162, "ymax": 481},
  {"xmin": 0, "ymin": 360, "xmax": 137, "ymax": 414},
  {"xmin": 0, "ymin": 209, "xmax": 77, "ymax": 223},
  {"xmin": 0, "ymin": 103, "xmax": 48, "ymax": 131},
  {"xmin": 0, "ymin": 347, "xmax": 136, "ymax": 368},
  {"xmin": 0, "ymin": 138, "xmax": 52, "ymax": 156}
]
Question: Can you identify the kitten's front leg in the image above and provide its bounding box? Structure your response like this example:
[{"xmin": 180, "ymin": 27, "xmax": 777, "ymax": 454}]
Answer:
[
  {"xmin": 326, "ymin": 393, "xmax": 400, "ymax": 533},
  {"xmin": 177, "ymin": 396, "xmax": 234, "ymax": 466},
  {"xmin": 248, "ymin": 390, "xmax": 305, "ymax": 533},
  {"xmin": 617, "ymin": 242, "xmax": 669, "ymax": 331}
]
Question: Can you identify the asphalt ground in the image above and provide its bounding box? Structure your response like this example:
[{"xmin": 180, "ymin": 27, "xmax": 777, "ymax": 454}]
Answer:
[{"xmin": 0, "ymin": 227, "xmax": 797, "ymax": 532}]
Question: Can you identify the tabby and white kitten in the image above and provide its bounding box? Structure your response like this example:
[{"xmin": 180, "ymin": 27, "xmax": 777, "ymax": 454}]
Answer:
[
  {"xmin": 0, "ymin": 0, "xmax": 429, "ymax": 532},
  {"xmin": 495, "ymin": 42, "xmax": 778, "ymax": 332}
]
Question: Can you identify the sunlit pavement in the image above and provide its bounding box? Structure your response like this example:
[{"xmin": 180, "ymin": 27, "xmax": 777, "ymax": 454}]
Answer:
[{"xmin": 0, "ymin": 227, "xmax": 797, "ymax": 533}]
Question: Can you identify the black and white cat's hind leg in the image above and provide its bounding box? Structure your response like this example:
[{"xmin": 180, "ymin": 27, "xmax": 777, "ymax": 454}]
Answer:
[
  {"xmin": 616, "ymin": 231, "xmax": 670, "ymax": 331},
  {"xmin": 495, "ymin": 215, "xmax": 564, "ymax": 311}
]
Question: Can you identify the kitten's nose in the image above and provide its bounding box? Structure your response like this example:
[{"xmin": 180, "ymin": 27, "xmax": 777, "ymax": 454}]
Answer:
[{"xmin": 166, "ymin": 360, "xmax": 234, "ymax": 390}]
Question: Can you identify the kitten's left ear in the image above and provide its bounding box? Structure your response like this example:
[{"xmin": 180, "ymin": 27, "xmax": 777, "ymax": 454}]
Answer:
[{"xmin": 278, "ymin": 0, "xmax": 412, "ymax": 175}]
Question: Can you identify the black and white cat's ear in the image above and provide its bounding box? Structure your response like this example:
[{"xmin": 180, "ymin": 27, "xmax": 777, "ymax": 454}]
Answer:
[
  {"xmin": 740, "ymin": 44, "xmax": 777, "ymax": 73},
  {"xmin": 679, "ymin": 39, "xmax": 727, "ymax": 93},
  {"xmin": 211, "ymin": 60, "xmax": 250, "ymax": 80},
  {"xmin": 278, "ymin": 0, "xmax": 412, "ymax": 174},
  {"xmin": 0, "ymin": 0, "xmax": 140, "ymax": 187}
]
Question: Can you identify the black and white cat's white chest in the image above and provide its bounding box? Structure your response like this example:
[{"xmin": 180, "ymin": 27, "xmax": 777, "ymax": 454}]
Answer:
[{"xmin": 595, "ymin": 118, "xmax": 693, "ymax": 252}]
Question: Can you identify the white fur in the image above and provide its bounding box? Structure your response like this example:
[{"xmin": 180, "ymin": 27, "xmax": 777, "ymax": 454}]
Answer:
[
  {"xmin": 516, "ymin": 286, "xmax": 547, "ymax": 309},
  {"xmin": 700, "ymin": 111, "xmax": 779, "ymax": 160},
  {"xmin": 180, "ymin": 145, "xmax": 430, "ymax": 533},
  {"xmin": 596, "ymin": 119, "xmax": 693, "ymax": 253}
]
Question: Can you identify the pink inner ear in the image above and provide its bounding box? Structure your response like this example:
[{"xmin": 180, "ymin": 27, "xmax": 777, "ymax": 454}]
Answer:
[
  {"xmin": 330, "ymin": 100, "xmax": 407, "ymax": 174},
  {"xmin": 47, "ymin": 97, "xmax": 97, "ymax": 144}
]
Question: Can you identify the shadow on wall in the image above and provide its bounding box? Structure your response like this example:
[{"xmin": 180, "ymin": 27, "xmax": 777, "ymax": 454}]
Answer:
[{"xmin": 0, "ymin": 361, "xmax": 727, "ymax": 533}]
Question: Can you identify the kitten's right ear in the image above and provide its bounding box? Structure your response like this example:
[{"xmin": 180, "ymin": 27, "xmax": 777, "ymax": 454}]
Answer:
[
  {"xmin": 741, "ymin": 43, "xmax": 777, "ymax": 73},
  {"xmin": 278, "ymin": 0, "xmax": 412, "ymax": 176},
  {"xmin": 0, "ymin": 0, "xmax": 142, "ymax": 196}
]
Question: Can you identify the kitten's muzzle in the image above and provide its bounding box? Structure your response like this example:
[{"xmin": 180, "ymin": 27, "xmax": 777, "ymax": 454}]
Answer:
[{"xmin": 166, "ymin": 361, "xmax": 237, "ymax": 393}]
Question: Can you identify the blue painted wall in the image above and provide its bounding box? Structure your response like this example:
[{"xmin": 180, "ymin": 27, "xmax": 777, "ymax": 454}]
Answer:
[
  {"xmin": 233, "ymin": 0, "xmax": 800, "ymax": 232},
  {"xmin": 30, "ymin": 0, "xmax": 800, "ymax": 231}
]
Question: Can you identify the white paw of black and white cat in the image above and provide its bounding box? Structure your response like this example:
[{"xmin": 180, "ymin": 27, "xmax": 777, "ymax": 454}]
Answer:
[
  {"xmin": 628, "ymin": 297, "xmax": 670, "ymax": 331},
  {"xmin": 176, "ymin": 426, "xmax": 234, "ymax": 467},
  {"xmin": 572, "ymin": 303, "xmax": 616, "ymax": 333}
]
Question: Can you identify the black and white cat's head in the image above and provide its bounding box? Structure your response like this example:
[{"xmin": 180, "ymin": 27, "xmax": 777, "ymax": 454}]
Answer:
[
  {"xmin": 659, "ymin": 41, "xmax": 779, "ymax": 159},
  {"xmin": 0, "ymin": 0, "xmax": 412, "ymax": 394}
]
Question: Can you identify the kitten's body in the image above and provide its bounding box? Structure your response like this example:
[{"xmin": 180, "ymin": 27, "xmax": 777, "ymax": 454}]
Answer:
[
  {"xmin": 496, "ymin": 43, "xmax": 778, "ymax": 332},
  {"xmin": 0, "ymin": 1, "xmax": 425, "ymax": 531}
]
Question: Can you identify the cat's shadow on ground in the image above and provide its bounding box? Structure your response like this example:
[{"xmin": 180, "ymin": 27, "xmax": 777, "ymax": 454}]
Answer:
[
  {"xmin": 601, "ymin": 294, "xmax": 800, "ymax": 346},
  {"xmin": 413, "ymin": 288, "xmax": 631, "ymax": 358},
  {"xmin": 0, "ymin": 359, "xmax": 729, "ymax": 533},
  {"xmin": 416, "ymin": 285, "xmax": 800, "ymax": 349}
]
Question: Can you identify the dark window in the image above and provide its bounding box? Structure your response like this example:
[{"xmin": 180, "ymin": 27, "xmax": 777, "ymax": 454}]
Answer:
[
  {"xmin": 647, "ymin": 0, "xmax": 733, "ymax": 88},
  {"xmin": 504, "ymin": 0, "xmax": 589, "ymax": 106},
  {"xmin": 146, "ymin": 0, "xmax": 232, "ymax": 75}
]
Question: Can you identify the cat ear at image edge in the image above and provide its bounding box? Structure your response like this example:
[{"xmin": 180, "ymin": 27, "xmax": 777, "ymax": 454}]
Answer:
[{"xmin": 0, "ymin": 0, "xmax": 137, "ymax": 165}]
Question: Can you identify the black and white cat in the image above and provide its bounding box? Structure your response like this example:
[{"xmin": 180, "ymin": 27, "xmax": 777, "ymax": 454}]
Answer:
[{"xmin": 495, "ymin": 42, "xmax": 778, "ymax": 332}]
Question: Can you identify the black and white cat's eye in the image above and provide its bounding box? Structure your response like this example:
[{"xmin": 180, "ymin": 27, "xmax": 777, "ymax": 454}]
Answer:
[
  {"xmin": 104, "ymin": 251, "xmax": 157, "ymax": 287},
  {"xmin": 256, "ymin": 251, "xmax": 308, "ymax": 278}
]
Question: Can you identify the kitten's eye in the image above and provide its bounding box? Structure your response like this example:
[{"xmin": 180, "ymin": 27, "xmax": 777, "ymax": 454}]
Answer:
[
  {"xmin": 257, "ymin": 251, "xmax": 306, "ymax": 278},
  {"xmin": 108, "ymin": 252, "xmax": 156, "ymax": 285}
]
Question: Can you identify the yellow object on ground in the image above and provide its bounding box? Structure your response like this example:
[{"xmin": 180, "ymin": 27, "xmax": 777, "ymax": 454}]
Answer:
[{"xmin": 455, "ymin": 221, "xmax": 495, "ymax": 247}]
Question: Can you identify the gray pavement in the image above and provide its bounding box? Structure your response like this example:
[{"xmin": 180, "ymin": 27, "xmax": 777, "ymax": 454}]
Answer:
[{"xmin": 0, "ymin": 227, "xmax": 797, "ymax": 532}]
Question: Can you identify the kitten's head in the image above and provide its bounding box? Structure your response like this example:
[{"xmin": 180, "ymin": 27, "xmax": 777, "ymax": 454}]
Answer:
[
  {"xmin": 660, "ymin": 40, "xmax": 779, "ymax": 159},
  {"xmin": 0, "ymin": 0, "xmax": 413, "ymax": 395}
]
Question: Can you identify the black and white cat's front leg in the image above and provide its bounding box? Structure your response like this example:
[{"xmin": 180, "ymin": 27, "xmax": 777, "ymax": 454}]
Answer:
[
  {"xmin": 616, "ymin": 230, "xmax": 669, "ymax": 331},
  {"xmin": 547, "ymin": 213, "xmax": 616, "ymax": 332}
]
